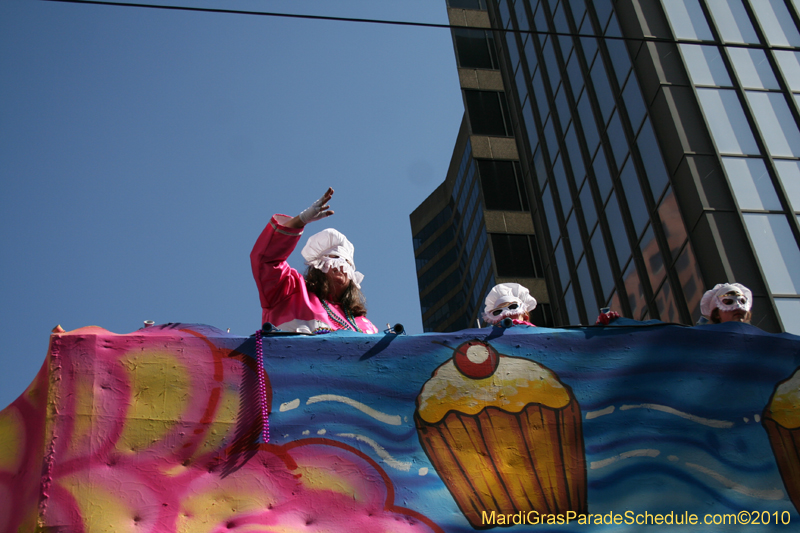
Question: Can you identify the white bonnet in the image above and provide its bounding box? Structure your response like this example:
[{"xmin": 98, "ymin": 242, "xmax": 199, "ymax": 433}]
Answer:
[
  {"xmin": 482, "ymin": 283, "xmax": 537, "ymax": 323},
  {"xmin": 700, "ymin": 283, "xmax": 752, "ymax": 317},
  {"xmin": 301, "ymin": 228, "xmax": 364, "ymax": 288}
]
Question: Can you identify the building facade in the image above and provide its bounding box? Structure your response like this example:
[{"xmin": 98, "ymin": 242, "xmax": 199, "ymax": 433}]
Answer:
[
  {"xmin": 410, "ymin": 3, "xmax": 552, "ymax": 332},
  {"xmin": 416, "ymin": 0, "xmax": 800, "ymax": 334}
]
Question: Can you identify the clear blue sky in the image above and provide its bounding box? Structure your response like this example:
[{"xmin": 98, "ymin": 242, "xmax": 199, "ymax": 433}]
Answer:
[{"xmin": 0, "ymin": 0, "xmax": 464, "ymax": 409}]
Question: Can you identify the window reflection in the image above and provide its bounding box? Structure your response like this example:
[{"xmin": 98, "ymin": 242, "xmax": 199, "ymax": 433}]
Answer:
[
  {"xmin": 743, "ymin": 213, "xmax": 800, "ymax": 294},
  {"xmin": 706, "ymin": 0, "xmax": 759, "ymax": 44},
  {"xmin": 564, "ymin": 123, "xmax": 586, "ymax": 181},
  {"xmin": 593, "ymin": 149, "xmax": 613, "ymax": 201},
  {"xmin": 696, "ymin": 88, "xmax": 759, "ymax": 155},
  {"xmin": 564, "ymin": 283, "xmax": 581, "ymax": 324},
  {"xmin": 567, "ymin": 210, "xmax": 583, "ymax": 260},
  {"xmin": 619, "ymin": 157, "xmax": 650, "ymax": 233},
  {"xmin": 591, "ymin": 228, "xmax": 615, "ymax": 299},
  {"xmin": 607, "ymin": 110, "xmax": 629, "ymax": 169},
  {"xmin": 622, "ymin": 260, "xmax": 646, "ymax": 320},
  {"xmin": 657, "ymin": 187, "xmax": 687, "ymax": 260},
  {"xmin": 606, "ymin": 193, "xmax": 631, "ymax": 267},
  {"xmin": 675, "ymin": 243, "xmax": 704, "ymax": 322},
  {"xmin": 661, "ymin": 0, "xmax": 713, "ymax": 40},
  {"xmin": 554, "ymin": 240, "xmax": 569, "ymax": 284},
  {"xmin": 590, "ymin": 58, "xmax": 615, "ymax": 123},
  {"xmin": 775, "ymin": 298, "xmax": 800, "ymax": 335},
  {"xmin": 680, "ymin": 45, "xmax": 731, "ymax": 86},
  {"xmin": 728, "ymin": 48, "xmax": 779, "ymax": 89},
  {"xmin": 577, "ymin": 91, "xmax": 600, "ymax": 156},
  {"xmin": 774, "ymin": 51, "xmax": 800, "ymax": 92},
  {"xmin": 637, "ymin": 118, "xmax": 670, "ymax": 199},
  {"xmin": 655, "ymin": 278, "xmax": 680, "ymax": 323},
  {"xmin": 775, "ymin": 160, "xmax": 800, "ymax": 211},
  {"xmin": 579, "ymin": 180, "xmax": 597, "ymax": 230},
  {"xmin": 542, "ymin": 183, "xmax": 561, "ymax": 244},
  {"xmin": 576, "ymin": 256, "xmax": 596, "ymax": 319},
  {"xmin": 722, "ymin": 157, "xmax": 781, "ymax": 210},
  {"xmin": 622, "ymin": 75, "xmax": 646, "ymax": 133},
  {"xmin": 746, "ymin": 92, "xmax": 800, "ymax": 157},
  {"xmin": 640, "ymin": 225, "xmax": 666, "ymax": 293},
  {"xmin": 750, "ymin": 0, "xmax": 800, "ymax": 48}
]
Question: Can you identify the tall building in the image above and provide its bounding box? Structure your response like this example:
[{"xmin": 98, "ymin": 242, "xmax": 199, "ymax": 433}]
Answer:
[
  {"xmin": 410, "ymin": 3, "xmax": 552, "ymax": 332},
  {"xmin": 415, "ymin": 0, "xmax": 800, "ymax": 334}
]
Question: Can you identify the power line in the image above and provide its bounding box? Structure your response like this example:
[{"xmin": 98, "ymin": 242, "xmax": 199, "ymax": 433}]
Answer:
[
  {"xmin": 42, "ymin": 0, "xmax": 678, "ymax": 44},
  {"xmin": 40, "ymin": 0, "xmax": 789, "ymax": 51}
]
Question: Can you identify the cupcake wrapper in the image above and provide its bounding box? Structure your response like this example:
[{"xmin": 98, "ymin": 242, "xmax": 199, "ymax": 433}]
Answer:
[{"xmin": 416, "ymin": 400, "xmax": 587, "ymax": 528}]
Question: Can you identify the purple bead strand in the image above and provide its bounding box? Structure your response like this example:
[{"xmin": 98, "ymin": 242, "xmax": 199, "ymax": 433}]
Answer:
[{"xmin": 255, "ymin": 330, "xmax": 270, "ymax": 443}]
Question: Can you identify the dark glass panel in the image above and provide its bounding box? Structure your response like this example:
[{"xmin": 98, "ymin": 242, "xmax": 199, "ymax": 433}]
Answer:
[
  {"xmin": 448, "ymin": 0, "xmax": 487, "ymax": 8},
  {"xmin": 555, "ymin": 84, "xmax": 571, "ymax": 126},
  {"xmin": 554, "ymin": 240, "xmax": 570, "ymax": 281},
  {"xmin": 577, "ymin": 91, "xmax": 600, "ymax": 156},
  {"xmin": 605, "ymin": 192, "xmax": 631, "ymax": 267},
  {"xmin": 542, "ymin": 183, "xmax": 561, "ymax": 244},
  {"xmin": 579, "ymin": 179, "xmax": 597, "ymax": 230},
  {"xmin": 592, "ymin": 0, "xmax": 614, "ymax": 30},
  {"xmin": 515, "ymin": 0, "xmax": 530, "ymax": 32},
  {"xmin": 657, "ymin": 187, "xmax": 687, "ymax": 260},
  {"xmin": 478, "ymin": 160, "xmax": 524, "ymax": 211},
  {"xmin": 577, "ymin": 255, "xmax": 598, "ymax": 318},
  {"xmin": 564, "ymin": 283, "xmax": 581, "ymax": 324},
  {"xmin": 543, "ymin": 38, "xmax": 561, "ymax": 93},
  {"xmin": 622, "ymin": 260, "xmax": 646, "ymax": 320},
  {"xmin": 675, "ymin": 243, "xmax": 704, "ymax": 322},
  {"xmin": 532, "ymin": 70, "xmax": 550, "ymax": 123},
  {"xmin": 564, "ymin": 122, "xmax": 586, "ymax": 181},
  {"xmin": 606, "ymin": 38, "xmax": 631, "ymax": 86},
  {"xmin": 491, "ymin": 233, "xmax": 537, "ymax": 277},
  {"xmin": 591, "ymin": 228, "xmax": 615, "ymax": 298},
  {"xmin": 637, "ymin": 118, "xmax": 670, "ymax": 199},
  {"xmin": 567, "ymin": 210, "xmax": 583, "ymax": 260},
  {"xmin": 455, "ymin": 28, "xmax": 497, "ymax": 70},
  {"xmin": 552, "ymin": 155, "xmax": 572, "ymax": 214},
  {"xmin": 655, "ymin": 278, "xmax": 680, "ymax": 323},
  {"xmin": 606, "ymin": 110, "xmax": 628, "ymax": 169},
  {"xmin": 593, "ymin": 149, "xmax": 613, "ymax": 201},
  {"xmin": 544, "ymin": 115, "xmax": 558, "ymax": 158},
  {"xmin": 504, "ymin": 30, "xmax": 520, "ymax": 72},
  {"xmin": 566, "ymin": 49, "xmax": 585, "ymax": 96},
  {"xmin": 464, "ymin": 90, "xmax": 511, "ymax": 136},
  {"xmin": 622, "ymin": 75, "xmax": 647, "ymax": 133},
  {"xmin": 619, "ymin": 157, "xmax": 650, "ymax": 233},
  {"xmin": 640, "ymin": 225, "xmax": 666, "ymax": 292},
  {"xmin": 590, "ymin": 58, "xmax": 615, "ymax": 123}
]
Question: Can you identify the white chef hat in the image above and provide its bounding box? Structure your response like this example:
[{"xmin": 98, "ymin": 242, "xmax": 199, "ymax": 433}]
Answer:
[
  {"xmin": 700, "ymin": 283, "xmax": 752, "ymax": 317},
  {"xmin": 301, "ymin": 228, "xmax": 364, "ymax": 289},
  {"xmin": 482, "ymin": 283, "xmax": 537, "ymax": 324}
]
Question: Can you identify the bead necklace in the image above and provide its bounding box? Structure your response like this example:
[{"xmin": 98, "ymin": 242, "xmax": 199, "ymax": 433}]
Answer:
[
  {"xmin": 254, "ymin": 330, "xmax": 270, "ymax": 443},
  {"xmin": 320, "ymin": 298, "xmax": 362, "ymax": 332}
]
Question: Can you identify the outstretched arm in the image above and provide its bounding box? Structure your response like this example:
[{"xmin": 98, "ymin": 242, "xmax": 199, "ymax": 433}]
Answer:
[{"xmin": 284, "ymin": 187, "xmax": 335, "ymax": 229}]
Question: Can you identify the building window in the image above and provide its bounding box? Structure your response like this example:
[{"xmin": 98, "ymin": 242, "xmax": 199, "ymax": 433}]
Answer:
[
  {"xmin": 464, "ymin": 90, "xmax": 513, "ymax": 136},
  {"xmin": 706, "ymin": 0, "xmax": 759, "ymax": 44},
  {"xmin": 743, "ymin": 214, "xmax": 800, "ymax": 295},
  {"xmin": 454, "ymin": 28, "xmax": 498, "ymax": 70},
  {"xmin": 447, "ymin": 0, "xmax": 486, "ymax": 10},
  {"xmin": 478, "ymin": 160, "xmax": 529, "ymax": 211},
  {"xmin": 491, "ymin": 233, "xmax": 541, "ymax": 277},
  {"xmin": 696, "ymin": 88, "xmax": 759, "ymax": 155}
]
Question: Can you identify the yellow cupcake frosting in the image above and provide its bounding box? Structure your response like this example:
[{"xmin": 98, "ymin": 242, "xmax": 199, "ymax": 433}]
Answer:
[
  {"xmin": 417, "ymin": 355, "xmax": 571, "ymax": 424},
  {"xmin": 767, "ymin": 368, "xmax": 800, "ymax": 429}
]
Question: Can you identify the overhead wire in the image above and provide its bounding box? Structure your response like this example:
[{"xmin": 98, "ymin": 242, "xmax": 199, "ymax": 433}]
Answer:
[
  {"xmin": 40, "ymin": 0, "xmax": 789, "ymax": 51},
  {"xmin": 41, "ymin": 0, "xmax": 674, "ymax": 45}
]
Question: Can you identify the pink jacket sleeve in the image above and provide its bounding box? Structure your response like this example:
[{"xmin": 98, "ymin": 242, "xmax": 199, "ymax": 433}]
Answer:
[{"xmin": 250, "ymin": 214, "xmax": 307, "ymax": 324}]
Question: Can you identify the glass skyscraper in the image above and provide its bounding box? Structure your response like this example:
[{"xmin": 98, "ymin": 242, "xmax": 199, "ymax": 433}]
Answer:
[{"xmin": 415, "ymin": 0, "xmax": 800, "ymax": 334}]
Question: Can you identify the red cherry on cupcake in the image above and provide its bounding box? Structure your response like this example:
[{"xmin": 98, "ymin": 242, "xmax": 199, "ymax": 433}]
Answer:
[{"xmin": 453, "ymin": 340, "xmax": 500, "ymax": 379}]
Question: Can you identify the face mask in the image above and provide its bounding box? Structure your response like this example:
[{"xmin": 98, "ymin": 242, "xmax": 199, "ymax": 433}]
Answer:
[
  {"xmin": 317, "ymin": 255, "xmax": 364, "ymax": 289},
  {"xmin": 716, "ymin": 291, "xmax": 750, "ymax": 312},
  {"xmin": 491, "ymin": 303, "xmax": 519, "ymax": 317}
]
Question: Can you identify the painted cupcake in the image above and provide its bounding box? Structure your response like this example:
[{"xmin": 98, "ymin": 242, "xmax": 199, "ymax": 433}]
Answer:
[
  {"xmin": 763, "ymin": 367, "xmax": 800, "ymax": 513},
  {"xmin": 414, "ymin": 340, "xmax": 587, "ymax": 528}
]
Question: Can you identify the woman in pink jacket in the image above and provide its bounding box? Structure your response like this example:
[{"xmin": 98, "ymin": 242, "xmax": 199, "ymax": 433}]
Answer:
[{"xmin": 250, "ymin": 188, "xmax": 379, "ymax": 334}]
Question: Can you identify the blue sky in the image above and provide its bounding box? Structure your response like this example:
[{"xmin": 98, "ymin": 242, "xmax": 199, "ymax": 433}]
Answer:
[{"xmin": 0, "ymin": 0, "xmax": 465, "ymax": 408}]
